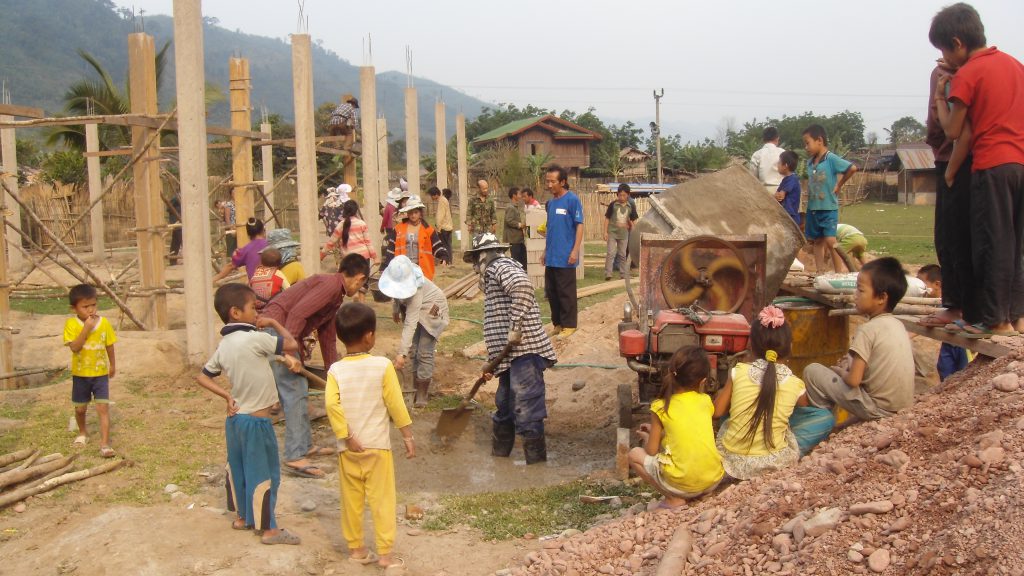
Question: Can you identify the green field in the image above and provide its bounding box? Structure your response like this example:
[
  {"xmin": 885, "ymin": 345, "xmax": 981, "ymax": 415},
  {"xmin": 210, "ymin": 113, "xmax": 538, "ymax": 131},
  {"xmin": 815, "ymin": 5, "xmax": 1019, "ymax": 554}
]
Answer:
[{"xmin": 839, "ymin": 202, "xmax": 936, "ymax": 266}]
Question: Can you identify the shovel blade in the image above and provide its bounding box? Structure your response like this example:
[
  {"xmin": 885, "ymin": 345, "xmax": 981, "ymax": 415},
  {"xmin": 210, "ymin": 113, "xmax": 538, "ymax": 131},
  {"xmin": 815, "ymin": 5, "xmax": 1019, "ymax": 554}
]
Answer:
[{"xmin": 435, "ymin": 405, "xmax": 475, "ymax": 439}]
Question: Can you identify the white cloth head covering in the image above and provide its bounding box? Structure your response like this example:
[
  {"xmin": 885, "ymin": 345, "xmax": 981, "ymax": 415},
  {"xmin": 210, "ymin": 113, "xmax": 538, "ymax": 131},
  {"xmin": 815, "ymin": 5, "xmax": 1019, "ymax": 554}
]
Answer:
[
  {"xmin": 378, "ymin": 255, "xmax": 425, "ymax": 299},
  {"xmin": 399, "ymin": 194, "xmax": 426, "ymax": 213},
  {"xmin": 336, "ymin": 183, "xmax": 352, "ymax": 203}
]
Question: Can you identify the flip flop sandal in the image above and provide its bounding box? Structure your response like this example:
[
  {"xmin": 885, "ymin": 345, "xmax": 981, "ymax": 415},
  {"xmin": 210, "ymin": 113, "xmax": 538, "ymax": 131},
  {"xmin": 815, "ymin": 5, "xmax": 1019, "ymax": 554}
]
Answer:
[
  {"xmin": 943, "ymin": 319, "xmax": 970, "ymax": 333},
  {"xmin": 919, "ymin": 312, "xmax": 957, "ymax": 328},
  {"xmin": 99, "ymin": 446, "xmax": 116, "ymax": 458},
  {"xmin": 382, "ymin": 558, "xmax": 407, "ymax": 575},
  {"xmin": 260, "ymin": 528, "xmax": 301, "ymax": 545},
  {"xmin": 305, "ymin": 445, "xmax": 336, "ymax": 458},
  {"xmin": 282, "ymin": 464, "xmax": 325, "ymax": 479},
  {"xmin": 348, "ymin": 552, "xmax": 380, "ymax": 565},
  {"xmin": 960, "ymin": 323, "xmax": 1019, "ymax": 339},
  {"xmin": 231, "ymin": 518, "xmax": 252, "ymax": 531},
  {"xmin": 73, "ymin": 435, "xmax": 88, "ymax": 446}
]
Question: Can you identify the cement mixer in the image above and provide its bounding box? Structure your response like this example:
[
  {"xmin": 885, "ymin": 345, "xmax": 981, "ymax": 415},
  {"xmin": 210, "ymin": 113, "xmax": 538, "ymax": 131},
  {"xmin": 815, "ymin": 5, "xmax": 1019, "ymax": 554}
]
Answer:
[{"xmin": 616, "ymin": 166, "xmax": 804, "ymax": 426}]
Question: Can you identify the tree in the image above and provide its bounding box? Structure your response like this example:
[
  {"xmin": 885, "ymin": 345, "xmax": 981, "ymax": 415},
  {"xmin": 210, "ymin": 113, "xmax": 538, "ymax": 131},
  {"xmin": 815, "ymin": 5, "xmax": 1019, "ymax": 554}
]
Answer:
[
  {"xmin": 727, "ymin": 111, "xmax": 867, "ymax": 156},
  {"xmin": 885, "ymin": 116, "xmax": 927, "ymax": 145}
]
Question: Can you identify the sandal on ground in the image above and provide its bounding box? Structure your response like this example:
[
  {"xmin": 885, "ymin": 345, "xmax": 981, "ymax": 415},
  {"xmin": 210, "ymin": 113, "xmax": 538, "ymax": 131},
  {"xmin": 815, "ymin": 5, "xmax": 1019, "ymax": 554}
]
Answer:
[
  {"xmin": 919, "ymin": 310, "xmax": 959, "ymax": 327},
  {"xmin": 282, "ymin": 464, "xmax": 325, "ymax": 479},
  {"xmin": 72, "ymin": 435, "xmax": 87, "ymax": 446},
  {"xmin": 348, "ymin": 551, "xmax": 380, "ymax": 565},
  {"xmin": 231, "ymin": 518, "xmax": 252, "ymax": 531},
  {"xmin": 960, "ymin": 323, "xmax": 1019, "ymax": 339},
  {"xmin": 99, "ymin": 445, "xmax": 116, "ymax": 458},
  {"xmin": 381, "ymin": 558, "xmax": 407, "ymax": 574},
  {"xmin": 260, "ymin": 528, "xmax": 301, "ymax": 545},
  {"xmin": 305, "ymin": 445, "xmax": 336, "ymax": 458}
]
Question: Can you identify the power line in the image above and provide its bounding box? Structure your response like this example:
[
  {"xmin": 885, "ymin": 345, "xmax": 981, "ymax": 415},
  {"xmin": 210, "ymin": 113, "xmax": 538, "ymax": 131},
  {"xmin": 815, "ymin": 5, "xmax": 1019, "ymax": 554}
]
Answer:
[{"xmin": 445, "ymin": 84, "xmax": 924, "ymax": 99}]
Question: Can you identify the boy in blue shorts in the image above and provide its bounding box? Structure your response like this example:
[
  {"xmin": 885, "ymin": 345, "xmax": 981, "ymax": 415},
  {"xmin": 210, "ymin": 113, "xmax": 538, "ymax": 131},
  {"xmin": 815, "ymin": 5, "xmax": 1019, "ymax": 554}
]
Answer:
[
  {"xmin": 802, "ymin": 124, "xmax": 858, "ymax": 273},
  {"xmin": 196, "ymin": 284, "xmax": 303, "ymax": 545},
  {"xmin": 64, "ymin": 283, "xmax": 117, "ymax": 458}
]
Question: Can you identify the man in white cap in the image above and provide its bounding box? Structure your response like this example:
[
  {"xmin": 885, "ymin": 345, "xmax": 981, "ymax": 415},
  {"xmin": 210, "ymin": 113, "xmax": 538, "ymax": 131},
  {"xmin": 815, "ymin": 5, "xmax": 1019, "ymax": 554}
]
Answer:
[
  {"xmin": 465, "ymin": 233, "xmax": 556, "ymax": 464},
  {"xmin": 378, "ymin": 255, "xmax": 449, "ymax": 407}
]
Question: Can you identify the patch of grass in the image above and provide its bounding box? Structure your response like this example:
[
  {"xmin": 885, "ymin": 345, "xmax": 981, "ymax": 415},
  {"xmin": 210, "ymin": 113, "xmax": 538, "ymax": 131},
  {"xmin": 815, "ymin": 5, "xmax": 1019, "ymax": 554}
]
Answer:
[
  {"xmin": 9, "ymin": 292, "xmax": 118, "ymax": 316},
  {"xmin": 422, "ymin": 479, "xmax": 646, "ymax": 540},
  {"xmin": 421, "ymin": 393, "xmax": 465, "ymax": 412},
  {"xmin": 839, "ymin": 202, "xmax": 935, "ymax": 265}
]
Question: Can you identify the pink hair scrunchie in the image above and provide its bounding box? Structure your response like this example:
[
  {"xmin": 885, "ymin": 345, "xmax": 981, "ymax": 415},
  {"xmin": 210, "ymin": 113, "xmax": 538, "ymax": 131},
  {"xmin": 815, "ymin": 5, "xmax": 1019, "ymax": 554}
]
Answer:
[{"xmin": 758, "ymin": 305, "xmax": 786, "ymax": 329}]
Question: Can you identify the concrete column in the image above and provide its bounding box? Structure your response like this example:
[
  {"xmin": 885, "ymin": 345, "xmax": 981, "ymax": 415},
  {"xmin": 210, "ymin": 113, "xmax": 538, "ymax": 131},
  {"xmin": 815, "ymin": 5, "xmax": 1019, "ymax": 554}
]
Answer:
[
  {"xmin": 434, "ymin": 101, "xmax": 447, "ymax": 190},
  {"xmin": 0, "ymin": 117, "xmax": 23, "ymax": 271},
  {"xmin": 359, "ymin": 66, "xmax": 381, "ymax": 251},
  {"xmin": 85, "ymin": 123, "xmax": 105, "ymax": 258},
  {"xmin": 377, "ymin": 117, "xmax": 389, "ymax": 201},
  {"xmin": 128, "ymin": 32, "xmax": 168, "ymax": 330},
  {"xmin": 260, "ymin": 122, "xmax": 275, "ymax": 230},
  {"xmin": 291, "ymin": 34, "xmax": 319, "ymax": 274},
  {"xmin": 404, "ymin": 87, "xmax": 419, "ymax": 197},
  {"xmin": 229, "ymin": 57, "xmax": 254, "ymax": 246},
  {"xmin": 172, "ymin": 0, "xmax": 214, "ymax": 363},
  {"xmin": 457, "ymin": 113, "xmax": 468, "ymax": 253}
]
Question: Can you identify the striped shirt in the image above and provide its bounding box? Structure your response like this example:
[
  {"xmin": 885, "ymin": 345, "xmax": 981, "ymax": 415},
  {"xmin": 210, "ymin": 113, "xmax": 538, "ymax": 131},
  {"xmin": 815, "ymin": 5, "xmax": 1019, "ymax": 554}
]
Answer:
[
  {"xmin": 325, "ymin": 354, "xmax": 412, "ymax": 451},
  {"xmin": 260, "ymin": 274, "xmax": 346, "ymax": 366},
  {"xmin": 323, "ymin": 217, "xmax": 377, "ymax": 261},
  {"xmin": 482, "ymin": 258, "xmax": 556, "ymax": 375}
]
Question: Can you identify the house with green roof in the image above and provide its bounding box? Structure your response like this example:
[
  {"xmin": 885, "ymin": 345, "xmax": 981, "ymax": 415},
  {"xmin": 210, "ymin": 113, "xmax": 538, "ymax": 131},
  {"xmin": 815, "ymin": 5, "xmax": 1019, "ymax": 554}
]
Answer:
[{"xmin": 472, "ymin": 114, "xmax": 602, "ymax": 180}]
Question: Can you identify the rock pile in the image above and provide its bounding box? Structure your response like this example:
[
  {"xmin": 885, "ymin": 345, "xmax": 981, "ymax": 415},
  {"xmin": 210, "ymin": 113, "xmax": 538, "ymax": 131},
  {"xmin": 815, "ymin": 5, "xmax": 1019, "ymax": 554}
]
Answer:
[{"xmin": 508, "ymin": 348, "xmax": 1024, "ymax": 575}]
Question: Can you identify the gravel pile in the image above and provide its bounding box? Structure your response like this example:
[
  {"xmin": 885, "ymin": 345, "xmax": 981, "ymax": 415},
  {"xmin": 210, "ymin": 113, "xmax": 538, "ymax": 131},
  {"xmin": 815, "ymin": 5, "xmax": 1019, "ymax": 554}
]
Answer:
[{"xmin": 508, "ymin": 344, "xmax": 1024, "ymax": 575}]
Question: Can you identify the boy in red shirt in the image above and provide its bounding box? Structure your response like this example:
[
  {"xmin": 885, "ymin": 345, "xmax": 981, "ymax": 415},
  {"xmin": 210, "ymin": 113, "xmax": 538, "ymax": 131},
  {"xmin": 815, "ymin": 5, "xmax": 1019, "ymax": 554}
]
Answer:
[{"xmin": 930, "ymin": 2, "xmax": 1024, "ymax": 337}]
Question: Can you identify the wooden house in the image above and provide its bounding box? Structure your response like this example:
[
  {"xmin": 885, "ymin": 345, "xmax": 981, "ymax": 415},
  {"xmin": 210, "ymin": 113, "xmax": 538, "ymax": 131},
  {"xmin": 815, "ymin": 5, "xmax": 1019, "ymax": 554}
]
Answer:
[
  {"xmin": 618, "ymin": 147, "xmax": 650, "ymax": 180},
  {"xmin": 895, "ymin": 143, "xmax": 936, "ymax": 205},
  {"xmin": 472, "ymin": 115, "xmax": 602, "ymax": 180}
]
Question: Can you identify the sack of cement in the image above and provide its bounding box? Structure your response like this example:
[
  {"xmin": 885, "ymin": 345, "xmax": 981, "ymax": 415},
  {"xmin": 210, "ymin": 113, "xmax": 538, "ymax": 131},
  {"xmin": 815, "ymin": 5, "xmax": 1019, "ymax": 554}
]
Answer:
[{"xmin": 815, "ymin": 273, "xmax": 927, "ymax": 297}]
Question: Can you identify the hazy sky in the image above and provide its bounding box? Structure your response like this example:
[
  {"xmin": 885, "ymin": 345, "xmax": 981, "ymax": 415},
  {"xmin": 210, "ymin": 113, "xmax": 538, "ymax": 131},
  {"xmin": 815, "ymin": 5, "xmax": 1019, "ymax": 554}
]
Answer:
[{"xmin": 116, "ymin": 0, "xmax": 1024, "ymax": 143}]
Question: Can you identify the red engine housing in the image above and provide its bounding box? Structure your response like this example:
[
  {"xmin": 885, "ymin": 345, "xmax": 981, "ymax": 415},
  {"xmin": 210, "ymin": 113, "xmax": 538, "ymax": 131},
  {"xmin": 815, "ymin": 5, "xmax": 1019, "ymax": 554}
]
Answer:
[
  {"xmin": 647, "ymin": 310, "xmax": 750, "ymax": 355},
  {"xmin": 619, "ymin": 329, "xmax": 647, "ymax": 357}
]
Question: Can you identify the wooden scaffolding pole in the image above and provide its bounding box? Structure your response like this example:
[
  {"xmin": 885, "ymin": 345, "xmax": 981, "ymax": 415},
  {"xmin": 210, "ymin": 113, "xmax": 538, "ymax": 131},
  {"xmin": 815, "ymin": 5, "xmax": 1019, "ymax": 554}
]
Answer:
[
  {"xmin": 128, "ymin": 32, "xmax": 168, "ymax": 330},
  {"xmin": 173, "ymin": 0, "xmax": 215, "ymax": 364},
  {"xmin": 260, "ymin": 122, "xmax": 275, "ymax": 231},
  {"xmin": 230, "ymin": 57, "xmax": 255, "ymax": 247},
  {"xmin": 457, "ymin": 113, "xmax": 469, "ymax": 253},
  {"xmin": 85, "ymin": 123, "xmax": 106, "ymax": 259},
  {"xmin": 404, "ymin": 87, "xmax": 420, "ymax": 197},
  {"xmin": 359, "ymin": 66, "xmax": 381, "ymax": 251},
  {"xmin": 291, "ymin": 34, "xmax": 319, "ymax": 274},
  {"xmin": 435, "ymin": 101, "xmax": 448, "ymax": 190},
  {"xmin": 0, "ymin": 116, "xmax": 23, "ymax": 273}
]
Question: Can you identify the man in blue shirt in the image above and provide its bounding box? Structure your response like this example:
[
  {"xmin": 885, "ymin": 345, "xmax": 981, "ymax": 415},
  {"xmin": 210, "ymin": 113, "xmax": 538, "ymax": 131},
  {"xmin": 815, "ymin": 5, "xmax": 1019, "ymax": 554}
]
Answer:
[{"xmin": 542, "ymin": 165, "xmax": 584, "ymax": 338}]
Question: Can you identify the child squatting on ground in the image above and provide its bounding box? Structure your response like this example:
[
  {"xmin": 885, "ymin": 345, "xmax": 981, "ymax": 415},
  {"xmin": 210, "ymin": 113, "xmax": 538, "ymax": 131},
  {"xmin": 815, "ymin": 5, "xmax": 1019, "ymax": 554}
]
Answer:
[
  {"xmin": 63, "ymin": 283, "xmax": 118, "ymax": 458},
  {"xmin": 628, "ymin": 346, "xmax": 725, "ymax": 509},
  {"xmin": 712, "ymin": 306, "xmax": 834, "ymax": 480},
  {"xmin": 803, "ymin": 257, "xmax": 916, "ymax": 422},
  {"xmin": 196, "ymin": 283, "xmax": 303, "ymax": 545},
  {"xmin": 325, "ymin": 302, "xmax": 415, "ymax": 571},
  {"xmin": 802, "ymin": 124, "xmax": 858, "ymax": 274}
]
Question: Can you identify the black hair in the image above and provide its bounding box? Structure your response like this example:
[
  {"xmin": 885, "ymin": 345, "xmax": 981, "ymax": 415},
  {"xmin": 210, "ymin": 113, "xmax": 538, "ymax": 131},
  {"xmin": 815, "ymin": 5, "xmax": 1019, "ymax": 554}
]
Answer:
[
  {"xmin": 427, "ymin": 186, "xmax": 441, "ymax": 197},
  {"xmin": 335, "ymin": 301, "xmax": 376, "ymax": 346},
  {"xmin": 214, "ymin": 283, "xmax": 255, "ymax": 324},
  {"xmin": 341, "ymin": 199, "xmax": 360, "ymax": 247},
  {"xmin": 260, "ymin": 247, "xmax": 282, "ymax": 267},
  {"xmin": 617, "ymin": 183, "xmax": 631, "ymax": 194},
  {"xmin": 338, "ymin": 251, "xmax": 371, "ymax": 277},
  {"xmin": 802, "ymin": 124, "xmax": 828, "ymax": 147},
  {"xmin": 929, "ymin": 3, "xmax": 986, "ymax": 51},
  {"xmin": 245, "ymin": 217, "xmax": 265, "ymax": 238},
  {"xmin": 69, "ymin": 283, "xmax": 98, "ymax": 306},
  {"xmin": 762, "ymin": 126, "xmax": 779, "ymax": 142},
  {"xmin": 918, "ymin": 263, "xmax": 942, "ymax": 283},
  {"xmin": 442, "ymin": 188, "xmax": 453, "ymax": 200},
  {"xmin": 508, "ymin": 187, "xmax": 520, "ymax": 200},
  {"xmin": 546, "ymin": 165, "xmax": 568, "ymax": 187},
  {"xmin": 522, "ymin": 188, "xmax": 535, "ymax": 198},
  {"xmin": 779, "ymin": 150, "xmax": 799, "ymax": 172},
  {"xmin": 860, "ymin": 257, "xmax": 908, "ymax": 312},
  {"xmin": 346, "ymin": 96, "xmax": 360, "ymax": 108},
  {"xmin": 741, "ymin": 313, "xmax": 793, "ymax": 450},
  {"xmin": 659, "ymin": 346, "xmax": 710, "ymax": 413}
]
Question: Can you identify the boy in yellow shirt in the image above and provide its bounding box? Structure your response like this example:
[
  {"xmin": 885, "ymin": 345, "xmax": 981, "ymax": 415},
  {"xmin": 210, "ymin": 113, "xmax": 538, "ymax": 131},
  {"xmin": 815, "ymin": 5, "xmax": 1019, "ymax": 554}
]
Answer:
[
  {"xmin": 63, "ymin": 284, "xmax": 117, "ymax": 458},
  {"xmin": 326, "ymin": 302, "xmax": 415, "ymax": 570}
]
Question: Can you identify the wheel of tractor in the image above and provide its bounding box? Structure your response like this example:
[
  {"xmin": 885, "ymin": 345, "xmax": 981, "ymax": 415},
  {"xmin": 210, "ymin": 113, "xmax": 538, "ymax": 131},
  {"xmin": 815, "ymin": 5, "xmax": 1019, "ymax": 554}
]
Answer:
[{"xmin": 617, "ymin": 382, "xmax": 633, "ymax": 428}]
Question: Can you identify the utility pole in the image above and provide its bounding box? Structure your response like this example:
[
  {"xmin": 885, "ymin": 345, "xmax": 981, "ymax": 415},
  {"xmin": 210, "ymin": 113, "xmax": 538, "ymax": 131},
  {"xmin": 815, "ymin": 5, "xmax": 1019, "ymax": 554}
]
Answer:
[{"xmin": 653, "ymin": 89, "xmax": 664, "ymax": 184}]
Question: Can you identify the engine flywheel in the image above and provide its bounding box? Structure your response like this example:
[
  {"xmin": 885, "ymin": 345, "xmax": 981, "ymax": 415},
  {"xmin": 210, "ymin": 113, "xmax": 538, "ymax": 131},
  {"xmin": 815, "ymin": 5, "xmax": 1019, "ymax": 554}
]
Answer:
[{"xmin": 659, "ymin": 236, "xmax": 750, "ymax": 313}]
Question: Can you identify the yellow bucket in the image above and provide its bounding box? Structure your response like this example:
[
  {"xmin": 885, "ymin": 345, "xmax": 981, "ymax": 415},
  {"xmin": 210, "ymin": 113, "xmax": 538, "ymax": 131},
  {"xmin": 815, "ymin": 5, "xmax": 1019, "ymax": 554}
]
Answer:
[{"xmin": 776, "ymin": 301, "xmax": 850, "ymax": 378}]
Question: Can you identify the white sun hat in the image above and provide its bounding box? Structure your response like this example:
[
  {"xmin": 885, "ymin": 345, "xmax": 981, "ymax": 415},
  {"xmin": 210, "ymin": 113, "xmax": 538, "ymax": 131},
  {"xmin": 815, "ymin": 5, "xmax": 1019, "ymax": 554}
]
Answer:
[
  {"xmin": 378, "ymin": 255, "xmax": 425, "ymax": 299},
  {"xmin": 399, "ymin": 194, "xmax": 426, "ymax": 213}
]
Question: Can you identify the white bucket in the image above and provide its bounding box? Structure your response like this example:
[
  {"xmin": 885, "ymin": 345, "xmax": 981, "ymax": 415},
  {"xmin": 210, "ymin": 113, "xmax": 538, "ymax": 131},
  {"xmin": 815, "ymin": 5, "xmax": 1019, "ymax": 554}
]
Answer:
[{"xmin": 455, "ymin": 230, "xmax": 462, "ymax": 241}]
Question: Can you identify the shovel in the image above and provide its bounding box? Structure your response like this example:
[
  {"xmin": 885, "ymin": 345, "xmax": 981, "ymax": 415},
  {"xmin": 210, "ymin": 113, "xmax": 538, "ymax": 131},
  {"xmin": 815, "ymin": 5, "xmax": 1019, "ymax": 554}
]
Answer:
[
  {"xmin": 276, "ymin": 356, "xmax": 329, "ymax": 390},
  {"xmin": 435, "ymin": 340, "xmax": 516, "ymax": 440}
]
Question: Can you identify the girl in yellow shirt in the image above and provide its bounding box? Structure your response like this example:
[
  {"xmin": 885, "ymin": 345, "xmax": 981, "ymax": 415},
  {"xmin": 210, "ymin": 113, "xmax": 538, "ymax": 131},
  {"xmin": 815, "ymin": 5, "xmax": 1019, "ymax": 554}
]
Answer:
[
  {"xmin": 628, "ymin": 346, "xmax": 724, "ymax": 508},
  {"xmin": 713, "ymin": 306, "xmax": 834, "ymax": 480}
]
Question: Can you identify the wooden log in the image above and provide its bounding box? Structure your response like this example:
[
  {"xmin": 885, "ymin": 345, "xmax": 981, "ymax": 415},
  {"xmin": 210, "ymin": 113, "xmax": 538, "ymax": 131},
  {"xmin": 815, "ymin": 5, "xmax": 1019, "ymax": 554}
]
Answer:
[
  {"xmin": 0, "ymin": 454, "xmax": 75, "ymax": 490},
  {"xmin": 0, "ymin": 448, "xmax": 33, "ymax": 468},
  {"xmin": 3, "ymin": 220, "xmax": 90, "ymax": 286},
  {"xmin": 655, "ymin": 526, "xmax": 693, "ymax": 576},
  {"xmin": 577, "ymin": 280, "xmax": 625, "ymax": 299},
  {"xmin": 15, "ymin": 450, "xmax": 41, "ymax": 471},
  {"xmin": 829, "ymin": 304, "xmax": 940, "ymax": 317},
  {"xmin": 830, "ymin": 294, "xmax": 941, "ymax": 306},
  {"xmin": 443, "ymin": 273, "xmax": 477, "ymax": 298},
  {"xmin": 0, "ymin": 458, "xmax": 122, "ymax": 509}
]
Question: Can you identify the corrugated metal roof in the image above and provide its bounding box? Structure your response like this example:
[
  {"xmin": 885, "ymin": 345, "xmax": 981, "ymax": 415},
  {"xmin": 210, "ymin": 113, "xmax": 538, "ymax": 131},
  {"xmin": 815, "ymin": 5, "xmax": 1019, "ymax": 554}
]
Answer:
[
  {"xmin": 896, "ymin": 147, "xmax": 936, "ymax": 171},
  {"xmin": 472, "ymin": 116, "xmax": 546, "ymax": 144}
]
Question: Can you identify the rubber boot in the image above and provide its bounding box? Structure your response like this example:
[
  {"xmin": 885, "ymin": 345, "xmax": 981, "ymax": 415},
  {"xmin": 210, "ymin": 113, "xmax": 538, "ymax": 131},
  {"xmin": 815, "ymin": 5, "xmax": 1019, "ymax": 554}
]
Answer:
[
  {"xmin": 523, "ymin": 434, "xmax": 547, "ymax": 465},
  {"xmin": 413, "ymin": 378, "xmax": 431, "ymax": 408},
  {"xmin": 491, "ymin": 422, "xmax": 516, "ymax": 457}
]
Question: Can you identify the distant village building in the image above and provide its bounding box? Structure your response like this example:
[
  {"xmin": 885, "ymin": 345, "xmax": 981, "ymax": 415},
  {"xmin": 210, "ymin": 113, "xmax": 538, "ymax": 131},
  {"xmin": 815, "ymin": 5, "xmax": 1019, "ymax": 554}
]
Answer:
[
  {"xmin": 895, "ymin": 143, "xmax": 937, "ymax": 205},
  {"xmin": 472, "ymin": 114, "xmax": 603, "ymax": 181},
  {"xmin": 618, "ymin": 147, "xmax": 650, "ymax": 180}
]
